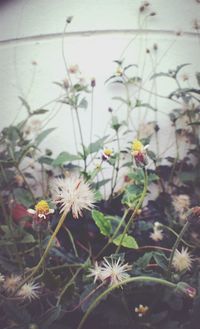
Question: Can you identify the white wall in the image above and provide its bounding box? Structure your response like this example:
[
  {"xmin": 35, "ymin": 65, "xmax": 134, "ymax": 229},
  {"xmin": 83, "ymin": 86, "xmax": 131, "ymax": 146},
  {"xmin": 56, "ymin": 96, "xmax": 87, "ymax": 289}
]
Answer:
[{"xmin": 0, "ymin": 0, "xmax": 200, "ymax": 161}]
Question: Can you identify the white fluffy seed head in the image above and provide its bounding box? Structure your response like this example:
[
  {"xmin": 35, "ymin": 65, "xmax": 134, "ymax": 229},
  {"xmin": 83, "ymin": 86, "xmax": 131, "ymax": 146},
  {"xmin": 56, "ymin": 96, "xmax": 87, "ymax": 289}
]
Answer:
[
  {"xmin": 172, "ymin": 247, "xmax": 193, "ymax": 272},
  {"xmin": 51, "ymin": 175, "xmax": 95, "ymax": 218}
]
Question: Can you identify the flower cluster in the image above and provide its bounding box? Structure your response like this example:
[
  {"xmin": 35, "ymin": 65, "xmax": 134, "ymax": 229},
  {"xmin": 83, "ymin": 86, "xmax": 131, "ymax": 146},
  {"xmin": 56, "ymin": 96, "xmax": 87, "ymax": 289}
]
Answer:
[
  {"xmin": 88, "ymin": 257, "xmax": 132, "ymax": 286},
  {"xmin": 3, "ymin": 274, "xmax": 40, "ymax": 301}
]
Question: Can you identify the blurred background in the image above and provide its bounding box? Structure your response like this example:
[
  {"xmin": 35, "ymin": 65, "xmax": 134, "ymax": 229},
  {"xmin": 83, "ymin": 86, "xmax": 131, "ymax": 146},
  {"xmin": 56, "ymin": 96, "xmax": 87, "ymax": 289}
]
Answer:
[{"xmin": 0, "ymin": 0, "xmax": 199, "ymax": 161}]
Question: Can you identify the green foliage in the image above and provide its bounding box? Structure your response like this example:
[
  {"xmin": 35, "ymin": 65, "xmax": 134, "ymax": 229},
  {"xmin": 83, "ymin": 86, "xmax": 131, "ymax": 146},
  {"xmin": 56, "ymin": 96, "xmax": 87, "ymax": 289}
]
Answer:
[{"xmin": 92, "ymin": 209, "xmax": 112, "ymax": 236}]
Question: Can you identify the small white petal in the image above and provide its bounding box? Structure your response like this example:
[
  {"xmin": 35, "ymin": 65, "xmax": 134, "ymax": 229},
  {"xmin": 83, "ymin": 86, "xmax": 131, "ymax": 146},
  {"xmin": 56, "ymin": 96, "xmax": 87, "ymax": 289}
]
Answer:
[{"xmin": 27, "ymin": 209, "xmax": 36, "ymax": 215}]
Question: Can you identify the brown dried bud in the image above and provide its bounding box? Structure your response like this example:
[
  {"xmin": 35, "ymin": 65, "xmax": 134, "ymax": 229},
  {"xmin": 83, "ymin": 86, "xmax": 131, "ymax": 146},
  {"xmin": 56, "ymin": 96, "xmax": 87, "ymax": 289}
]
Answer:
[
  {"xmin": 91, "ymin": 78, "xmax": 96, "ymax": 88},
  {"xmin": 150, "ymin": 12, "xmax": 156, "ymax": 16},
  {"xmin": 66, "ymin": 16, "xmax": 73, "ymax": 24},
  {"xmin": 153, "ymin": 43, "xmax": 158, "ymax": 51},
  {"xmin": 187, "ymin": 207, "xmax": 200, "ymax": 225},
  {"xmin": 146, "ymin": 48, "xmax": 150, "ymax": 53}
]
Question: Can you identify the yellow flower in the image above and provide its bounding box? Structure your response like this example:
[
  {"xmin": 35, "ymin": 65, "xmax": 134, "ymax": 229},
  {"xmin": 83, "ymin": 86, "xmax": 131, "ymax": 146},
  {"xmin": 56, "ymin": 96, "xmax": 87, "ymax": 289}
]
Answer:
[
  {"xmin": 28, "ymin": 200, "xmax": 54, "ymax": 219},
  {"xmin": 132, "ymin": 139, "xmax": 144, "ymax": 153},
  {"xmin": 102, "ymin": 148, "xmax": 113, "ymax": 160},
  {"xmin": 35, "ymin": 200, "xmax": 50, "ymax": 215},
  {"xmin": 115, "ymin": 67, "xmax": 123, "ymax": 76},
  {"xmin": 131, "ymin": 139, "xmax": 148, "ymax": 167},
  {"xmin": 135, "ymin": 304, "xmax": 149, "ymax": 317}
]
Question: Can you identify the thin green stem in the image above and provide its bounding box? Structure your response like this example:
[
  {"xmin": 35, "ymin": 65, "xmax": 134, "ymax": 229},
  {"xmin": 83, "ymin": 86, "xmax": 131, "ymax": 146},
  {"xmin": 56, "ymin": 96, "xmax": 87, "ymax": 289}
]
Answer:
[
  {"xmin": 56, "ymin": 268, "xmax": 82, "ymax": 306},
  {"xmin": 74, "ymin": 108, "xmax": 87, "ymax": 172},
  {"xmin": 63, "ymin": 224, "xmax": 78, "ymax": 257},
  {"xmin": 77, "ymin": 276, "xmax": 177, "ymax": 329},
  {"xmin": 13, "ymin": 209, "xmax": 68, "ymax": 295},
  {"xmin": 161, "ymin": 224, "xmax": 195, "ymax": 248},
  {"xmin": 167, "ymin": 221, "xmax": 190, "ymax": 278},
  {"xmin": 110, "ymin": 130, "xmax": 121, "ymax": 197},
  {"xmin": 115, "ymin": 168, "xmax": 148, "ymax": 253}
]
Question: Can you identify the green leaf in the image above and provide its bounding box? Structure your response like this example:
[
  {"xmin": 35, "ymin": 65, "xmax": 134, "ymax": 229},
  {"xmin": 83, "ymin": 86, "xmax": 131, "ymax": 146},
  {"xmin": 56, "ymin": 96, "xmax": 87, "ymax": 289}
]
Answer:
[
  {"xmin": 32, "ymin": 109, "xmax": 49, "ymax": 115},
  {"xmin": 113, "ymin": 234, "xmax": 138, "ymax": 249},
  {"xmin": 13, "ymin": 188, "xmax": 33, "ymax": 207},
  {"xmin": 20, "ymin": 232, "xmax": 35, "ymax": 244},
  {"xmin": 153, "ymin": 252, "xmax": 168, "ymax": 270},
  {"xmin": 86, "ymin": 136, "xmax": 108, "ymax": 155},
  {"xmin": 92, "ymin": 210, "xmax": 112, "ymax": 237},
  {"xmin": 35, "ymin": 128, "xmax": 56, "ymax": 146},
  {"xmin": 135, "ymin": 252, "xmax": 153, "ymax": 268},
  {"xmin": 52, "ymin": 151, "xmax": 81, "ymax": 166},
  {"xmin": 78, "ymin": 98, "xmax": 88, "ymax": 109},
  {"xmin": 38, "ymin": 305, "xmax": 62, "ymax": 329},
  {"xmin": 18, "ymin": 96, "xmax": 31, "ymax": 114},
  {"xmin": 38, "ymin": 156, "xmax": 54, "ymax": 165}
]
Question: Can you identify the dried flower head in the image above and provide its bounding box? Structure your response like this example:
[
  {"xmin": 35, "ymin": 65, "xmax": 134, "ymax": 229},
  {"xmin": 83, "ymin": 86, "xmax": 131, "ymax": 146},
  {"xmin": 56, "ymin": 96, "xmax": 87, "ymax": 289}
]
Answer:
[
  {"xmin": 69, "ymin": 64, "xmax": 79, "ymax": 74},
  {"xmin": 17, "ymin": 281, "xmax": 40, "ymax": 301},
  {"xmin": 150, "ymin": 222, "xmax": 163, "ymax": 242},
  {"xmin": 135, "ymin": 304, "xmax": 149, "ymax": 317},
  {"xmin": 173, "ymin": 195, "xmax": 190, "ymax": 223},
  {"xmin": 172, "ymin": 247, "xmax": 193, "ymax": 272},
  {"xmin": 3, "ymin": 274, "xmax": 22, "ymax": 293},
  {"xmin": 132, "ymin": 139, "xmax": 148, "ymax": 167},
  {"xmin": 51, "ymin": 175, "xmax": 94, "ymax": 218},
  {"xmin": 87, "ymin": 261, "xmax": 104, "ymax": 283},
  {"xmin": 100, "ymin": 257, "xmax": 132, "ymax": 286}
]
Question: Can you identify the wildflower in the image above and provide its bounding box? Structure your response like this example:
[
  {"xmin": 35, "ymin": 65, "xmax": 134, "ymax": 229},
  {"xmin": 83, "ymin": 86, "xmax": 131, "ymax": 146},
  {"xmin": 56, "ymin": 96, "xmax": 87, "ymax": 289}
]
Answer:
[
  {"xmin": 28, "ymin": 200, "xmax": 54, "ymax": 220},
  {"xmin": 150, "ymin": 222, "xmax": 163, "ymax": 242},
  {"xmin": 0, "ymin": 273, "xmax": 5, "ymax": 284},
  {"xmin": 69, "ymin": 64, "xmax": 79, "ymax": 74},
  {"xmin": 172, "ymin": 247, "xmax": 193, "ymax": 272},
  {"xmin": 51, "ymin": 175, "xmax": 94, "ymax": 218},
  {"xmin": 187, "ymin": 206, "xmax": 200, "ymax": 225},
  {"xmin": 173, "ymin": 195, "xmax": 190, "ymax": 213},
  {"xmin": 91, "ymin": 77, "xmax": 96, "ymax": 88},
  {"xmin": 3, "ymin": 274, "xmax": 21, "ymax": 293},
  {"xmin": 176, "ymin": 282, "xmax": 196, "ymax": 298},
  {"xmin": 100, "ymin": 257, "xmax": 132, "ymax": 286},
  {"xmin": 132, "ymin": 139, "xmax": 148, "ymax": 167},
  {"xmin": 115, "ymin": 66, "xmax": 123, "ymax": 76},
  {"xmin": 17, "ymin": 281, "xmax": 40, "ymax": 301},
  {"xmin": 87, "ymin": 261, "xmax": 104, "ymax": 283},
  {"xmin": 135, "ymin": 304, "xmax": 149, "ymax": 317},
  {"xmin": 102, "ymin": 148, "xmax": 113, "ymax": 160}
]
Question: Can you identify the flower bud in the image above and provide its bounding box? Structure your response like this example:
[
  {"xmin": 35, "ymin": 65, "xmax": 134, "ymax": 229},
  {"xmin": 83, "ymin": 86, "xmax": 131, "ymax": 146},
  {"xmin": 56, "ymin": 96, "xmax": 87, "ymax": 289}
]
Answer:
[{"xmin": 176, "ymin": 282, "xmax": 196, "ymax": 298}]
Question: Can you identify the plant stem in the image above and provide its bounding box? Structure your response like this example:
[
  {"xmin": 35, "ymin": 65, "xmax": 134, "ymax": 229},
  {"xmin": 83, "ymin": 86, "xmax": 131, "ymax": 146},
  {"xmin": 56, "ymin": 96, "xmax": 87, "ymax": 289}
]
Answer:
[
  {"xmin": 13, "ymin": 209, "xmax": 68, "ymax": 295},
  {"xmin": 167, "ymin": 220, "xmax": 190, "ymax": 278},
  {"xmin": 63, "ymin": 224, "xmax": 78, "ymax": 257},
  {"xmin": 56, "ymin": 268, "xmax": 82, "ymax": 306},
  {"xmin": 110, "ymin": 130, "xmax": 121, "ymax": 197},
  {"xmin": 77, "ymin": 276, "xmax": 177, "ymax": 329},
  {"xmin": 161, "ymin": 224, "xmax": 195, "ymax": 248},
  {"xmin": 74, "ymin": 108, "xmax": 87, "ymax": 172},
  {"xmin": 115, "ymin": 168, "xmax": 148, "ymax": 253}
]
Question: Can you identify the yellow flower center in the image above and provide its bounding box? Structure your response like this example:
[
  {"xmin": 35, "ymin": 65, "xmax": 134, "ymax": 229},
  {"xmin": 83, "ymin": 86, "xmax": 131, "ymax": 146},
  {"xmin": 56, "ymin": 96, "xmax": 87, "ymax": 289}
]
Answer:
[
  {"xmin": 104, "ymin": 148, "xmax": 113, "ymax": 157},
  {"xmin": 35, "ymin": 200, "xmax": 50, "ymax": 214},
  {"xmin": 132, "ymin": 139, "xmax": 144, "ymax": 152}
]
